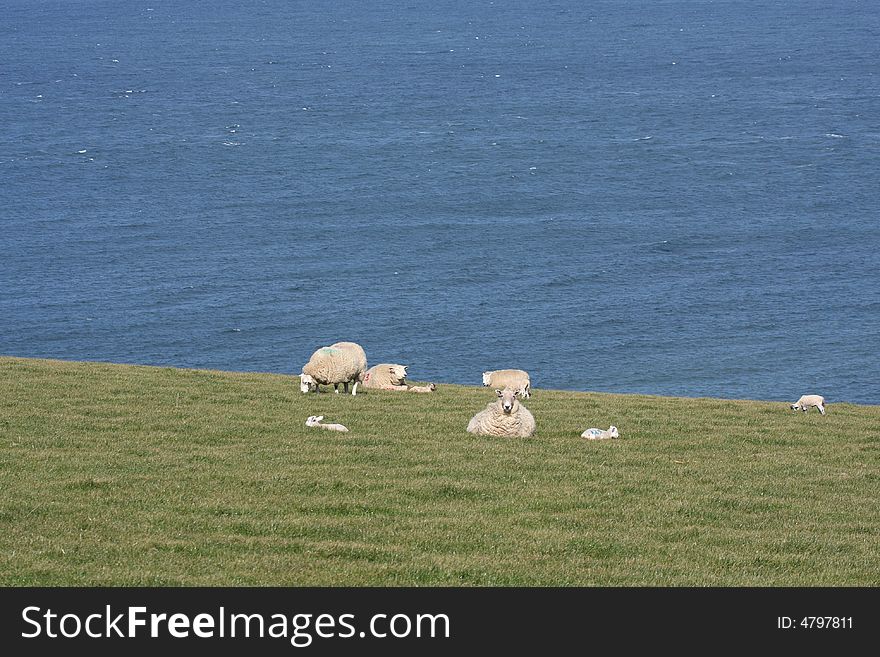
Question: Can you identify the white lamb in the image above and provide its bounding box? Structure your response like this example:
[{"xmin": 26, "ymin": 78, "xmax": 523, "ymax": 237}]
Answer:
[
  {"xmin": 407, "ymin": 383, "xmax": 437, "ymax": 393},
  {"xmin": 790, "ymin": 394, "xmax": 827, "ymax": 415},
  {"xmin": 581, "ymin": 425, "xmax": 619, "ymax": 440},
  {"xmin": 305, "ymin": 415, "xmax": 349, "ymax": 432},
  {"xmin": 362, "ymin": 363, "xmax": 409, "ymax": 390},
  {"xmin": 467, "ymin": 388, "xmax": 536, "ymax": 437},
  {"xmin": 482, "ymin": 369, "xmax": 531, "ymax": 398},
  {"xmin": 300, "ymin": 341, "xmax": 367, "ymax": 395}
]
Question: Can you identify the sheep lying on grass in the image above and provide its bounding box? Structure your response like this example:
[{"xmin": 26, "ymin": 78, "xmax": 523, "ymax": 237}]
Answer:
[
  {"xmin": 581, "ymin": 425, "xmax": 619, "ymax": 440},
  {"xmin": 790, "ymin": 394, "xmax": 827, "ymax": 415},
  {"xmin": 305, "ymin": 416, "xmax": 349, "ymax": 432},
  {"xmin": 362, "ymin": 363, "xmax": 409, "ymax": 390},
  {"xmin": 300, "ymin": 341, "xmax": 367, "ymax": 395},
  {"xmin": 362, "ymin": 364, "xmax": 436, "ymax": 393},
  {"xmin": 482, "ymin": 369, "xmax": 531, "ymax": 398},
  {"xmin": 467, "ymin": 388, "xmax": 536, "ymax": 437}
]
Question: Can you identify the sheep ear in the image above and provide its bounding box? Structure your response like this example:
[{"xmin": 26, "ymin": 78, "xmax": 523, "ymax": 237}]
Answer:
[
  {"xmin": 315, "ymin": 416, "xmax": 323, "ymax": 422},
  {"xmin": 495, "ymin": 389, "xmax": 502, "ymax": 397}
]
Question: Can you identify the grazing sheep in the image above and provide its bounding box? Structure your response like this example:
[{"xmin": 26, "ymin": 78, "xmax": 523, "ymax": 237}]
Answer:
[
  {"xmin": 305, "ymin": 415, "xmax": 349, "ymax": 433},
  {"xmin": 300, "ymin": 341, "xmax": 367, "ymax": 395},
  {"xmin": 482, "ymin": 369, "xmax": 531, "ymax": 398},
  {"xmin": 467, "ymin": 388, "xmax": 536, "ymax": 437},
  {"xmin": 581, "ymin": 425, "xmax": 619, "ymax": 440},
  {"xmin": 362, "ymin": 363, "xmax": 409, "ymax": 390},
  {"xmin": 790, "ymin": 394, "xmax": 827, "ymax": 415},
  {"xmin": 407, "ymin": 383, "xmax": 437, "ymax": 393}
]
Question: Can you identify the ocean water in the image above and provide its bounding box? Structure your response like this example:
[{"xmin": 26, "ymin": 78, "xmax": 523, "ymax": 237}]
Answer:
[{"xmin": 2, "ymin": 0, "xmax": 879, "ymax": 403}]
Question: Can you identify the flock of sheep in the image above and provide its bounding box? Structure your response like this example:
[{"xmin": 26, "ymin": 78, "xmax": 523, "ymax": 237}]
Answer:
[
  {"xmin": 298, "ymin": 341, "xmax": 829, "ymax": 438},
  {"xmin": 298, "ymin": 341, "xmax": 619, "ymax": 439}
]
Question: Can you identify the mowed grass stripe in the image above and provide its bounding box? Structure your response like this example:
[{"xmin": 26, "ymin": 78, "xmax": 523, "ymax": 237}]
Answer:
[{"xmin": 0, "ymin": 356, "xmax": 877, "ymax": 585}]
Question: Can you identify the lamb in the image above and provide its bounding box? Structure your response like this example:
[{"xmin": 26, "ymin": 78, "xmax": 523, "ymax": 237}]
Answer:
[
  {"xmin": 790, "ymin": 394, "xmax": 827, "ymax": 415},
  {"xmin": 300, "ymin": 341, "xmax": 367, "ymax": 395},
  {"xmin": 362, "ymin": 363, "xmax": 409, "ymax": 390},
  {"xmin": 482, "ymin": 369, "xmax": 531, "ymax": 398},
  {"xmin": 305, "ymin": 415, "xmax": 349, "ymax": 432},
  {"xmin": 581, "ymin": 425, "xmax": 619, "ymax": 440},
  {"xmin": 407, "ymin": 383, "xmax": 437, "ymax": 393},
  {"xmin": 466, "ymin": 388, "xmax": 536, "ymax": 437}
]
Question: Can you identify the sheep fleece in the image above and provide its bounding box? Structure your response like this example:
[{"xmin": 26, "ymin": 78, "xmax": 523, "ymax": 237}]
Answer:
[
  {"xmin": 362, "ymin": 363, "xmax": 407, "ymax": 389},
  {"xmin": 467, "ymin": 400, "xmax": 536, "ymax": 437},
  {"xmin": 485, "ymin": 369, "xmax": 530, "ymax": 391},
  {"xmin": 302, "ymin": 341, "xmax": 367, "ymax": 385}
]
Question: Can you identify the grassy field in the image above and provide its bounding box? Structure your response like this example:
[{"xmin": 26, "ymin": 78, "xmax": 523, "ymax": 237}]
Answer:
[{"xmin": 1, "ymin": 356, "xmax": 878, "ymax": 586}]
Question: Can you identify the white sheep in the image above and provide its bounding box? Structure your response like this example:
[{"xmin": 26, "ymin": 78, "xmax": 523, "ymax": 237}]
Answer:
[
  {"xmin": 362, "ymin": 363, "xmax": 409, "ymax": 390},
  {"xmin": 790, "ymin": 394, "xmax": 827, "ymax": 415},
  {"xmin": 467, "ymin": 388, "xmax": 536, "ymax": 437},
  {"xmin": 305, "ymin": 415, "xmax": 349, "ymax": 432},
  {"xmin": 581, "ymin": 425, "xmax": 619, "ymax": 440},
  {"xmin": 407, "ymin": 383, "xmax": 437, "ymax": 393},
  {"xmin": 300, "ymin": 341, "xmax": 367, "ymax": 395},
  {"xmin": 482, "ymin": 369, "xmax": 531, "ymax": 398}
]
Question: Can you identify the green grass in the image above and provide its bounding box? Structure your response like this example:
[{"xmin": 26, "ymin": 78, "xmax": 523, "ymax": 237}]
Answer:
[{"xmin": 1, "ymin": 356, "xmax": 878, "ymax": 586}]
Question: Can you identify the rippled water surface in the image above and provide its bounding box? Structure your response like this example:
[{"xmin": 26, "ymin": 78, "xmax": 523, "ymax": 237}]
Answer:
[{"xmin": 2, "ymin": 0, "xmax": 878, "ymax": 403}]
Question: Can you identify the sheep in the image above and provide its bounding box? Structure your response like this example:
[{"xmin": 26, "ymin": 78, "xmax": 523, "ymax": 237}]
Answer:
[
  {"xmin": 467, "ymin": 388, "xmax": 536, "ymax": 437},
  {"xmin": 482, "ymin": 369, "xmax": 531, "ymax": 398},
  {"xmin": 305, "ymin": 415, "xmax": 349, "ymax": 432},
  {"xmin": 362, "ymin": 363, "xmax": 409, "ymax": 390},
  {"xmin": 407, "ymin": 383, "xmax": 437, "ymax": 393},
  {"xmin": 790, "ymin": 394, "xmax": 827, "ymax": 415},
  {"xmin": 581, "ymin": 425, "xmax": 619, "ymax": 440},
  {"xmin": 300, "ymin": 341, "xmax": 367, "ymax": 395}
]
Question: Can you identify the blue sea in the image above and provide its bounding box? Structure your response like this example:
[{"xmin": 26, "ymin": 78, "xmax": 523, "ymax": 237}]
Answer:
[{"xmin": 2, "ymin": 0, "xmax": 879, "ymax": 404}]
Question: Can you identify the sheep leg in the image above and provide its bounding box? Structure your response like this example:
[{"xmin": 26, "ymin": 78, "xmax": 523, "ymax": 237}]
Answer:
[
  {"xmin": 333, "ymin": 383, "xmax": 340, "ymax": 394},
  {"xmin": 343, "ymin": 381, "xmax": 350, "ymax": 394},
  {"xmin": 351, "ymin": 381, "xmax": 359, "ymax": 396}
]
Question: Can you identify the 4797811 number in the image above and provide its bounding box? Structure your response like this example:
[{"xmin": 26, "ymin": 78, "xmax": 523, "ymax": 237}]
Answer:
[{"xmin": 777, "ymin": 616, "xmax": 853, "ymax": 629}]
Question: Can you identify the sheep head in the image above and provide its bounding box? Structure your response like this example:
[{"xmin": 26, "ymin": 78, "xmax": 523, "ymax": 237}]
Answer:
[
  {"xmin": 300, "ymin": 373, "xmax": 316, "ymax": 393},
  {"xmin": 482, "ymin": 371, "xmax": 492, "ymax": 386},
  {"xmin": 496, "ymin": 388, "xmax": 518, "ymax": 414},
  {"xmin": 389, "ymin": 364, "xmax": 408, "ymax": 385}
]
